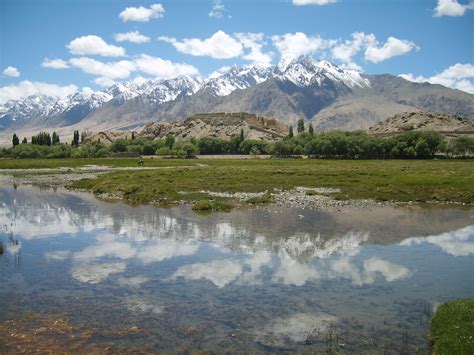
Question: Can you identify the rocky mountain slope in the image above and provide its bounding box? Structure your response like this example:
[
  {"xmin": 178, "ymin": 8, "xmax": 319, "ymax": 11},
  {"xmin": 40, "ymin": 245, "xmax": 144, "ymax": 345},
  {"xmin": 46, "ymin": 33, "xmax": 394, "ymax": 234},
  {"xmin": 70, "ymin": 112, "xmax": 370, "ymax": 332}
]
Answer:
[
  {"xmin": 1, "ymin": 56, "xmax": 473, "ymax": 139},
  {"xmin": 368, "ymin": 111, "xmax": 474, "ymax": 135},
  {"xmin": 139, "ymin": 112, "xmax": 288, "ymax": 141}
]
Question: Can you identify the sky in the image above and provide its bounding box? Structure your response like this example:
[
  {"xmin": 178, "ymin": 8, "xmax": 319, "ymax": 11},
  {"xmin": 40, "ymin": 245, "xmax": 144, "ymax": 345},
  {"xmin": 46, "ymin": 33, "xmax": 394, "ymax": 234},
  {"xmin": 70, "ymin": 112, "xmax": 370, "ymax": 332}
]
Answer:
[{"xmin": 0, "ymin": 0, "xmax": 473, "ymax": 103}]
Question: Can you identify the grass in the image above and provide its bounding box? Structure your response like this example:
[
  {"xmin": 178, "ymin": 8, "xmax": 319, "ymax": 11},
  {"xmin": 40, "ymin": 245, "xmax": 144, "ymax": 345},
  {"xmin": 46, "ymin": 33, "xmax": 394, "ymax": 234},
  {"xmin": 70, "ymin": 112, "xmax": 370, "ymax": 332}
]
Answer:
[
  {"xmin": 430, "ymin": 299, "xmax": 474, "ymax": 355},
  {"xmin": 0, "ymin": 157, "xmax": 193, "ymax": 169},
  {"xmin": 192, "ymin": 199, "xmax": 233, "ymax": 213},
  {"xmin": 245, "ymin": 192, "xmax": 274, "ymax": 204},
  {"xmin": 1, "ymin": 158, "xmax": 473, "ymax": 207}
]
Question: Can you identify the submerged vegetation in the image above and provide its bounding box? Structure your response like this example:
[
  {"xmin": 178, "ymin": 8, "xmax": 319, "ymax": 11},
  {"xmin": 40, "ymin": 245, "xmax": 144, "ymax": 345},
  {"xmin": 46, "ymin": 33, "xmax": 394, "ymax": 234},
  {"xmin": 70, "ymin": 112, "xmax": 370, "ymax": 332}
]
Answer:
[
  {"xmin": 2, "ymin": 129, "xmax": 473, "ymax": 159},
  {"xmin": 430, "ymin": 299, "xmax": 474, "ymax": 355}
]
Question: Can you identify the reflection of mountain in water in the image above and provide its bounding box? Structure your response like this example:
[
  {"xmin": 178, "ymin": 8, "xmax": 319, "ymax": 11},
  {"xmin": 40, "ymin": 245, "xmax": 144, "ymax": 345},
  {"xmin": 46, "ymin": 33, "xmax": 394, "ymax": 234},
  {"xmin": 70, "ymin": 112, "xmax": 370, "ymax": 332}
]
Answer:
[{"xmin": 0, "ymin": 186, "xmax": 473, "ymax": 288}]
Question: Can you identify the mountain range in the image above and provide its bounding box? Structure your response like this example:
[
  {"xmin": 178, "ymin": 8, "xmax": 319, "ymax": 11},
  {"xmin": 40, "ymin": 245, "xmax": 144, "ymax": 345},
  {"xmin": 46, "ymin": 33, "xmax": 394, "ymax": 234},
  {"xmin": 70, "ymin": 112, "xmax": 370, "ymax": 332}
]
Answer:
[{"xmin": 1, "ymin": 56, "xmax": 473, "ymax": 139}]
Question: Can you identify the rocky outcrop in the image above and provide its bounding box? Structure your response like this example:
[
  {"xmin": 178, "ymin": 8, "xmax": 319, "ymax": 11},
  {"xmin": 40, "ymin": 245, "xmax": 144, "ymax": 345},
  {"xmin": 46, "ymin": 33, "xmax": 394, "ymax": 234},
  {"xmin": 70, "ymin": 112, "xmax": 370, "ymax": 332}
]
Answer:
[
  {"xmin": 138, "ymin": 112, "xmax": 288, "ymax": 141},
  {"xmin": 368, "ymin": 111, "xmax": 474, "ymax": 135}
]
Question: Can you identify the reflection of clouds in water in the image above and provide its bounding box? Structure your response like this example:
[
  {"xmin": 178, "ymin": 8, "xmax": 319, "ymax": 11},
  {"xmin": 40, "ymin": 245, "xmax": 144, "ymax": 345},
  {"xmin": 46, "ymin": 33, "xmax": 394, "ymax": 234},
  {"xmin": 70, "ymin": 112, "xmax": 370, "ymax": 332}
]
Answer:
[
  {"xmin": 172, "ymin": 260, "xmax": 243, "ymax": 288},
  {"xmin": 125, "ymin": 296, "xmax": 164, "ymax": 315},
  {"xmin": 279, "ymin": 232, "xmax": 369, "ymax": 260},
  {"xmin": 45, "ymin": 250, "xmax": 70, "ymax": 261},
  {"xmin": 117, "ymin": 276, "xmax": 150, "ymax": 287},
  {"xmin": 273, "ymin": 255, "xmax": 412, "ymax": 287},
  {"xmin": 136, "ymin": 240, "xmax": 199, "ymax": 264},
  {"xmin": 7, "ymin": 241, "xmax": 21, "ymax": 255},
  {"xmin": 71, "ymin": 262, "xmax": 126, "ymax": 284},
  {"xmin": 70, "ymin": 234, "xmax": 200, "ymax": 283},
  {"xmin": 171, "ymin": 251, "xmax": 272, "ymax": 288},
  {"xmin": 400, "ymin": 225, "xmax": 474, "ymax": 257},
  {"xmin": 0, "ymin": 199, "xmax": 113, "ymax": 239},
  {"xmin": 256, "ymin": 313, "xmax": 338, "ymax": 347}
]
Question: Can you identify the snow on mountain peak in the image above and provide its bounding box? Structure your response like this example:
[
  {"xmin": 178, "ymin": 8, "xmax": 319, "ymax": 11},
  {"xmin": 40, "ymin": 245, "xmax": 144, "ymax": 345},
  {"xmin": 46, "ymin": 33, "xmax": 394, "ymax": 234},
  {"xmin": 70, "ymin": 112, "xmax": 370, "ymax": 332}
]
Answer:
[{"xmin": 277, "ymin": 55, "xmax": 370, "ymax": 88}]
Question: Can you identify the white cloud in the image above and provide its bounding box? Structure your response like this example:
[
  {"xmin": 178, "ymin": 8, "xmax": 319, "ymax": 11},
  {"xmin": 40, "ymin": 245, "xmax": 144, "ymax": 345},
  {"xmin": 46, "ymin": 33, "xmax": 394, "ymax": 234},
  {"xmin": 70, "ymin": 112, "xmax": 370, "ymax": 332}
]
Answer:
[
  {"xmin": 134, "ymin": 54, "xmax": 200, "ymax": 79},
  {"xmin": 0, "ymin": 80, "xmax": 78, "ymax": 104},
  {"xmin": 434, "ymin": 0, "xmax": 474, "ymax": 16},
  {"xmin": 3, "ymin": 66, "xmax": 20, "ymax": 77},
  {"xmin": 272, "ymin": 32, "xmax": 329, "ymax": 68},
  {"xmin": 293, "ymin": 0, "xmax": 337, "ymax": 5},
  {"xmin": 400, "ymin": 225, "xmax": 474, "ymax": 257},
  {"xmin": 94, "ymin": 77, "xmax": 116, "ymax": 87},
  {"xmin": 119, "ymin": 3, "xmax": 164, "ymax": 22},
  {"xmin": 364, "ymin": 36, "xmax": 418, "ymax": 63},
  {"xmin": 71, "ymin": 262, "xmax": 126, "ymax": 284},
  {"xmin": 67, "ymin": 35, "xmax": 126, "ymax": 57},
  {"xmin": 171, "ymin": 260, "xmax": 243, "ymax": 288},
  {"xmin": 159, "ymin": 30, "xmax": 243, "ymax": 59},
  {"xmin": 208, "ymin": 65, "xmax": 232, "ymax": 79},
  {"xmin": 41, "ymin": 58, "xmax": 69, "ymax": 69},
  {"xmin": 400, "ymin": 63, "xmax": 474, "ymax": 94},
  {"xmin": 114, "ymin": 31, "xmax": 150, "ymax": 44},
  {"xmin": 331, "ymin": 32, "xmax": 375, "ymax": 69},
  {"xmin": 235, "ymin": 32, "xmax": 273, "ymax": 66},
  {"xmin": 69, "ymin": 57, "xmax": 136, "ymax": 79},
  {"xmin": 209, "ymin": 0, "xmax": 227, "ymax": 18}
]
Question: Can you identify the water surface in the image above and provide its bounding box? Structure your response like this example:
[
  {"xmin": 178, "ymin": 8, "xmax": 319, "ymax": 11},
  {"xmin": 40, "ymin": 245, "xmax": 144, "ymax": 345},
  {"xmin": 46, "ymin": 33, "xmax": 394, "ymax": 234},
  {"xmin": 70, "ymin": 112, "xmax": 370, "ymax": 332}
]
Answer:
[{"xmin": 0, "ymin": 186, "xmax": 473, "ymax": 353}]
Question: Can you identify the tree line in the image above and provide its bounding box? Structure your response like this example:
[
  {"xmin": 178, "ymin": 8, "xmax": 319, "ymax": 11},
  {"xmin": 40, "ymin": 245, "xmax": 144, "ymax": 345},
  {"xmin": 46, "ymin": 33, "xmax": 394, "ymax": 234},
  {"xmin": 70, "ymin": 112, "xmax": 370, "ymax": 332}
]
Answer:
[{"xmin": 3, "ymin": 125, "xmax": 474, "ymax": 159}]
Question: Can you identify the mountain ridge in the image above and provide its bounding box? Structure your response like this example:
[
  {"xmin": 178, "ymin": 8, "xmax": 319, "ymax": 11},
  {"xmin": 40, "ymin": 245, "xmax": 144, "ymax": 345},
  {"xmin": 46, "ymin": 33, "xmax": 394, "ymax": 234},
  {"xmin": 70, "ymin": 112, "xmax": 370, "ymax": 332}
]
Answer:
[{"xmin": 1, "ymin": 56, "xmax": 473, "ymax": 140}]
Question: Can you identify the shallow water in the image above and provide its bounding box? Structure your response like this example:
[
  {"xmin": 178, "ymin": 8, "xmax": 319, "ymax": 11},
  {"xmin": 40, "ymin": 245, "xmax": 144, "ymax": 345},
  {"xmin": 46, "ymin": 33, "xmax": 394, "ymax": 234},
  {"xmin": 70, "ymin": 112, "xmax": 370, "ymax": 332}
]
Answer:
[{"xmin": 0, "ymin": 185, "xmax": 473, "ymax": 353}]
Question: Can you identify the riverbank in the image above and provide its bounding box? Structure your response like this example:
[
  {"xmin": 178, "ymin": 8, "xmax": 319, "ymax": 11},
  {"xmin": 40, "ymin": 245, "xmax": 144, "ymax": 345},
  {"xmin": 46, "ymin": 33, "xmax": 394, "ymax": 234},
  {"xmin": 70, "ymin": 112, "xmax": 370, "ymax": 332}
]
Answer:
[
  {"xmin": 430, "ymin": 299, "xmax": 474, "ymax": 354},
  {"xmin": 0, "ymin": 158, "xmax": 473, "ymax": 211}
]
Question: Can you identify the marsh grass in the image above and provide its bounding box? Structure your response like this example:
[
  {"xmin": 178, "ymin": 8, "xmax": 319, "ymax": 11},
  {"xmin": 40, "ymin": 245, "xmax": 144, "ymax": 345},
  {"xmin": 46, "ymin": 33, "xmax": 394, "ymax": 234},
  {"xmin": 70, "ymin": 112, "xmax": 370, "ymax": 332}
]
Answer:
[
  {"xmin": 66, "ymin": 159, "xmax": 474, "ymax": 207},
  {"xmin": 430, "ymin": 299, "xmax": 474, "ymax": 355}
]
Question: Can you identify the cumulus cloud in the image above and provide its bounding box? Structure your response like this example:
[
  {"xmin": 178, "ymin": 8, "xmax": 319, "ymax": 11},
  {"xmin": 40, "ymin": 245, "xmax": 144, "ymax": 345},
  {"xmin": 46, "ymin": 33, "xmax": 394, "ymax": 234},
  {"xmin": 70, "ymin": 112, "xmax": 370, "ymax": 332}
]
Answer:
[
  {"xmin": 209, "ymin": 0, "xmax": 228, "ymax": 18},
  {"xmin": 134, "ymin": 54, "xmax": 199, "ymax": 79},
  {"xmin": 331, "ymin": 32, "xmax": 375, "ymax": 70},
  {"xmin": 159, "ymin": 30, "xmax": 243, "ymax": 59},
  {"xmin": 114, "ymin": 31, "xmax": 150, "ymax": 43},
  {"xmin": 67, "ymin": 35, "xmax": 126, "ymax": 57},
  {"xmin": 400, "ymin": 63, "xmax": 474, "ymax": 94},
  {"xmin": 293, "ymin": 0, "xmax": 337, "ymax": 5},
  {"xmin": 94, "ymin": 77, "xmax": 116, "ymax": 87},
  {"xmin": 272, "ymin": 32, "xmax": 329, "ymax": 68},
  {"xmin": 234, "ymin": 32, "xmax": 273, "ymax": 66},
  {"xmin": 119, "ymin": 3, "xmax": 164, "ymax": 22},
  {"xmin": 41, "ymin": 58, "xmax": 69, "ymax": 69},
  {"xmin": 3, "ymin": 66, "xmax": 20, "ymax": 77},
  {"xmin": 68, "ymin": 55, "xmax": 199, "ymax": 84},
  {"xmin": 171, "ymin": 260, "xmax": 243, "ymax": 288},
  {"xmin": 434, "ymin": 0, "xmax": 474, "ymax": 16},
  {"xmin": 0, "ymin": 80, "xmax": 78, "ymax": 104},
  {"xmin": 69, "ymin": 57, "xmax": 136, "ymax": 79},
  {"xmin": 364, "ymin": 36, "xmax": 418, "ymax": 63}
]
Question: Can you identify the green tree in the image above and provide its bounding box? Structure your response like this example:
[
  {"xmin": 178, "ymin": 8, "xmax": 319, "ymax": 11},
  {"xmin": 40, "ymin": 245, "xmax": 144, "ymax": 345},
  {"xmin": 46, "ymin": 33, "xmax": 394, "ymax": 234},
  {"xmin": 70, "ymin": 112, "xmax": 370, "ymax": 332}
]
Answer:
[
  {"xmin": 288, "ymin": 125, "xmax": 294, "ymax": 138},
  {"xmin": 12, "ymin": 134, "xmax": 19, "ymax": 147},
  {"xmin": 297, "ymin": 119, "xmax": 305, "ymax": 133},
  {"xmin": 308, "ymin": 123, "xmax": 314, "ymax": 136},
  {"xmin": 52, "ymin": 132, "xmax": 60, "ymax": 145},
  {"xmin": 22, "ymin": 137, "xmax": 27, "ymax": 144},
  {"xmin": 165, "ymin": 134, "xmax": 175, "ymax": 149},
  {"xmin": 72, "ymin": 130, "xmax": 80, "ymax": 147}
]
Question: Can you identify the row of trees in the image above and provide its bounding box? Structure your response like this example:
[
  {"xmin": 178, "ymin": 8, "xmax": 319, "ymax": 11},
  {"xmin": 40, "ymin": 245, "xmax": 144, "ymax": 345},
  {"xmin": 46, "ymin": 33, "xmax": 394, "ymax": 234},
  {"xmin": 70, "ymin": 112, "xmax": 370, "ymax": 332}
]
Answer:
[{"xmin": 4, "ymin": 128, "xmax": 474, "ymax": 159}]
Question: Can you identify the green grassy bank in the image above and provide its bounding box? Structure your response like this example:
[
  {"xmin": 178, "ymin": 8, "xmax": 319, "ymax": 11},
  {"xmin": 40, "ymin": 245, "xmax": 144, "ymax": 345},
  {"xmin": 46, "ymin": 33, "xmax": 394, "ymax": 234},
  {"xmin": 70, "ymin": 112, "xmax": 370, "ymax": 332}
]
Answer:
[
  {"xmin": 48, "ymin": 159, "xmax": 474, "ymax": 207},
  {"xmin": 430, "ymin": 299, "xmax": 474, "ymax": 355}
]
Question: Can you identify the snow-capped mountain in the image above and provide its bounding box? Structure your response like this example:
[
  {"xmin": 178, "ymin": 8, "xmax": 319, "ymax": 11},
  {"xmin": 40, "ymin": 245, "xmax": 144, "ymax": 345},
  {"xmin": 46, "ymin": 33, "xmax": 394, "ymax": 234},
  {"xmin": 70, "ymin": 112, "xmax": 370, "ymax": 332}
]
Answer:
[
  {"xmin": 204, "ymin": 65, "xmax": 274, "ymax": 96},
  {"xmin": 275, "ymin": 56, "xmax": 370, "ymax": 88},
  {"xmin": 1, "ymin": 56, "xmax": 472, "ymax": 133}
]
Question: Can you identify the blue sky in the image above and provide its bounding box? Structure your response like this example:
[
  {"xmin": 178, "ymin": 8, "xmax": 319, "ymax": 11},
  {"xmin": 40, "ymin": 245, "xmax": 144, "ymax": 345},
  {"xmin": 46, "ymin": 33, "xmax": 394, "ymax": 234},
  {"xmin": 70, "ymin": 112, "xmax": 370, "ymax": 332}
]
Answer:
[{"xmin": 0, "ymin": 0, "xmax": 473, "ymax": 102}]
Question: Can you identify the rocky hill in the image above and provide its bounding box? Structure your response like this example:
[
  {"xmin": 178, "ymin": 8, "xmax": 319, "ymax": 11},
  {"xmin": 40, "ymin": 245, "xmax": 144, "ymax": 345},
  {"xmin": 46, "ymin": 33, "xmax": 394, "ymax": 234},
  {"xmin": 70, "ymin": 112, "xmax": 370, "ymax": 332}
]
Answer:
[
  {"xmin": 368, "ymin": 111, "xmax": 474, "ymax": 135},
  {"xmin": 139, "ymin": 112, "xmax": 288, "ymax": 141}
]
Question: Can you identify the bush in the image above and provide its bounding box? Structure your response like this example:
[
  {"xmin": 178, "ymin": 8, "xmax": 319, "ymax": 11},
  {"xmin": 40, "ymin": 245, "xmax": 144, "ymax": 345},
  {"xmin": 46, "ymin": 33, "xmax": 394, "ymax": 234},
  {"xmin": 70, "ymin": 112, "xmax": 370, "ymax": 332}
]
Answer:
[{"xmin": 156, "ymin": 146, "xmax": 173, "ymax": 156}]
